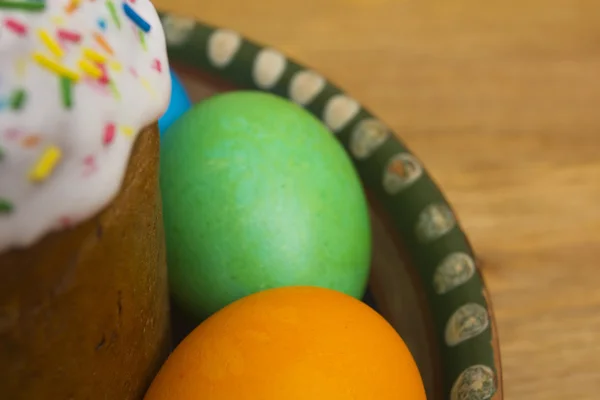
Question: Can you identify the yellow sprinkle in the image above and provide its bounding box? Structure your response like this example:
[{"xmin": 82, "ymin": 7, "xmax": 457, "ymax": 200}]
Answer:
[
  {"xmin": 121, "ymin": 126, "xmax": 134, "ymax": 137},
  {"xmin": 140, "ymin": 78, "xmax": 156, "ymax": 98},
  {"xmin": 32, "ymin": 53, "xmax": 80, "ymax": 81},
  {"xmin": 109, "ymin": 60, "xmax": 122, "ymax": 72},
  {"xmin": 29, "ymin": 146, "xmax": 62, "ymax": 182},
  {"xmin": 83, "ymin": 48, "xmax": 106, "ymax": 63},
  {"xmin": 78, "ymin": 59, "xmax": 102, "ymax": 79},
  {"xmin": 38, "ymin": 29, "xmax": 63, "ymax": 58},
  {"xmin": 15, "ymin": 58, "xmax": 27, "ymax": 77},
  {"xmin": 51, "ymin": 16, "xmax": 65, "ymax": 25}
]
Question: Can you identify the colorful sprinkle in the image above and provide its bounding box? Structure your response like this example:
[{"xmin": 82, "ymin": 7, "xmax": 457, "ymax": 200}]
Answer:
[
  {"xmin": 138, "ymin": 28, "xmax": 147, "ymax": 51},
  {"xmin": 97, "ymin": 63, "xmax": 109, "ymax": 85},
  {"xmin": 109, "ymin": 60, "xmax": 122, "ymax": 71},
  {"xmin": 83, "ymin": 47, "xmax": 106, "ymax": 63},
  {"xmin": 0, "ymin": 1, "xmax": 45, "ymax": 12},
  {"xmin": 83, "ymin": 155, "xmax": 95, "ymax": 166},
  {"xmin": 29, "ymin": 145, "xmax": 62, "ymax": 182},
  {"xmin": 122, "ymin": 3, "xmax": 151, "ymax": 33},
  {"xmin": 64, "ymin": 0, "xmax": 81, "ymax": 14},
  {"xmin": 0, "ymin": 199, "xmax": 13, "ymax": 214},
  {"xmin": 4, "ymin": 128, "xmax": 20, "ymax": 140},
  {"xmin": 106, "ymin": 0, "xmax": 121, "ymax": 29},
  {"xmin": 4, "ymin": 18, "xmax": 28, "ymax": 35},
  {"xmin": 103, "ymin": 123, "xmax": 116, "ymax": 145},
  {"xmin": 32, "ymin": 52, "xmax": 80, "ymax": 81},
  {"xmin": 38, "ymin": 29, "xmax": 64, "ymax": 58},
  {"xmin": 61, "ymin": 77, "xmax": 73, "ymax": 109},
  {"xmin": 97, "ymin": 18, "xmax": 107, "ymax": 31},
  {"xmin": 15, "ymin": 57, "xmax": 27, "ymax": 77},
  {"xmin": 51, "ymin": 16, "xmax": 65, "ymax": 26},
  {"xmin": 82, "ymin": 155, "xmax": 97, "ymax": 177},
  {"xmin": 22, "ymin": 135, "xmax": 40, "ymax": 148},
  {"xmin": 151, "ymin": 58, "xmax": 162, "ymax": 73},
  {"xmin": 0, "ymin": 146, "xmax": 4, "ymax": 161},
  {"xmin": 121, "ymin": 126, "xmax": 134, "ymax": 137},
  {"xmin": 93, "ymin": 32, "xmax": 114, "ymax": 55},
  {"xmin": 78, "ymin": 58, "xmax": 103, "ymax": 79},
  {"xmin": 59, "ymin": 216, "xmax": 72, "ymax": 228},
  {"xmin": 57, "ymin": 29, "xmax": 82, "ymax": 43},
  {"xmin": 108, "ymin": 80, "xmax": 120, "ymax": 99},
  {"xmin": 9, "ymin": 89, "xmax": 26, "ymax": 110},
  {"xmin": 140, "ymin": 78, "xmax": 155, "ymax": 97}
]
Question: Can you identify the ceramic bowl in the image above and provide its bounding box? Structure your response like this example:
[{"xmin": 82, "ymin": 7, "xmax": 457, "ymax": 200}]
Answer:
[{"xmin": 159, "ymin": 11, "xmax": 503, "ymax": 400}]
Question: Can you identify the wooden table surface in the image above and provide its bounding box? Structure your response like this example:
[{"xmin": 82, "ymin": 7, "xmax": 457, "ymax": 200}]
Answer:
[{"xmin": 157, "ymin": 0, "xmax": 600, "ymax": 398}]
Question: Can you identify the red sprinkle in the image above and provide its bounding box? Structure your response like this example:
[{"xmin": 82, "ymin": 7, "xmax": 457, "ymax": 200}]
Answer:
[
  {"xmin": 60, "ymin": 217, "xmax": 72, "ymax": 228},
  {"xmin": 4, "ymin": 18, "xmax": 28, "ymax": 36},
  {"xmin": 57, "ymin": 29, "xmax": 82, "ymax": 43},
  {"xmin": 103, "ymin": 123, "xmax": 116, "ymax": 145},
  {"xmin": 151, "ymin": 58, "xmax": 162, "ymax": 73},
  {"xmin": 97, "ymin": 63, "xmax": 109, "ymax": 85}
]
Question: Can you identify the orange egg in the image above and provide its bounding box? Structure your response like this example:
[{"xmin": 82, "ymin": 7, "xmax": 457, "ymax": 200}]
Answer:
[{"xmin": 145, "ymin": 286, "xmax": 426, "ymax": 400}]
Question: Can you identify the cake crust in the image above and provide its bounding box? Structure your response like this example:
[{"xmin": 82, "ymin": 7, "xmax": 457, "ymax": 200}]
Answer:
[{"xmin": 0, "ymin": 126, "xmax": 170, "ymax": 400}]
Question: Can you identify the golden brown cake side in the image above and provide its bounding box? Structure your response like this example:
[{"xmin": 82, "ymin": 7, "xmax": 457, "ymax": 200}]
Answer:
[{"xmin": 0, "ymin": 127, "xmax": 170, "ymax": 400}]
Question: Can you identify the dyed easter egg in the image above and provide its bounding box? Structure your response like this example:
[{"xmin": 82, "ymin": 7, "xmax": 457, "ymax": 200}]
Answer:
[
  {"xmin": 145, "ymin": 286, "xmax": 427, "ymax": 400},
  {"xmin": 160, "ymin": 91, "xmax": 371, "ymax": 319},
  {"xmin": 158, "ymin": 69, "xmax": 192, "ymax": 135}
]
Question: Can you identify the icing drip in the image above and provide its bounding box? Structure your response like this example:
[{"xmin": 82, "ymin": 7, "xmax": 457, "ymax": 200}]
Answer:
[{"xmin": 0, "ymin": 0, "xmax": 171, "ymax": 252}]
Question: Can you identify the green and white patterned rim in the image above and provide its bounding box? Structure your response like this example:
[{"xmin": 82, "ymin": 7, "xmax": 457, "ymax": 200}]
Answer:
[{"xmin": 158, "ymin": 11, "xmax": 502, "ymax": 400}]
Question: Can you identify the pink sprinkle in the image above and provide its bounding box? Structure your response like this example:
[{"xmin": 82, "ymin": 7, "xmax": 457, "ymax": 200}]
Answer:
[
  {"xmin": 129, "ymin": 67, "xmax": 138, "ymax": 77},
  {"xmin": 84, "ymin": 77, "xmax": 110, "ymax": 96},
  {"xmin": 4, "ymin": 18, "xmax": 28, "ymax": 36},
  {"xmin": 60, "ymin": 217, "xmax": 72, "ymax": 228},
  {"xmin": 151, "ymin": 58, "xmax": 162, "ymax": 73},
  {"xmin": 103, "ymin": 123, "xmax": 116, "ymax": 145},
  {"xmin": 82, "ymin": 155, "xmax": 98, "ymax": 177},
  {"xmin": 97, "ymin": 63, "xmax": 109, "ymax": 85},
  {"xmin": 4, "ymin": 128, "xmax": 21, "ymax": 140},
  {"xmin": 57, "ymin": 29, "xmax": 82, "ymax": 43},
  {"xmin": 83, "ymin": 155, "xmax": 95, "ymax": 165}
]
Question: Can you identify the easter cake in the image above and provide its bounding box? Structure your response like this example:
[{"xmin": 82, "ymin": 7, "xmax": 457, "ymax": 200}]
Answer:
[{"xmin": 0, "ymin": 1, "xmax": 171, "ymax": 398}]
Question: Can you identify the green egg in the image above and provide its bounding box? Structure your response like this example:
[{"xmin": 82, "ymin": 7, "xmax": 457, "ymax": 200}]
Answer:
[{"xmin": 160, "ymin": 91, "xmax": 371, "ymax": 319}]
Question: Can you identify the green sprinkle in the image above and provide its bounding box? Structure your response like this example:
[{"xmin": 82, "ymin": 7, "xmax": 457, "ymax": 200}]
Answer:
[
  {"xmin": 0, "ymin": 1, "xmax": 45, "ymax": 12},
  {"xmin": 106, "ymin": 0, "xmax": 121, "ymax": 29},
  {"xmin": 61, "ymin": 77, "xmax": 73, "ymax": 109},
  {"xmin": 9, "ymin": 89, "xmax": 26, "ymax": 110},
  {"xmin": 0, "ymin": 147, "xmax": 4, "ymax": 161},
  {"xmin": 0, "ymin": 199, "xmax": 13, "ymax": 214},
  {"xmin": 139, "ymin": 29, "xmax": 147, "ymax": 51},
  {"xmin": 109, "ymin": 80, "xmax": 121, "ymax": 100}
]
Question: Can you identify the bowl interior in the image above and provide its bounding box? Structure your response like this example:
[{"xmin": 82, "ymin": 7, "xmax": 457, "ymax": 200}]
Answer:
[{"xmin": 172, "ymin": 68, "xmax": 442, "ymax": 399}]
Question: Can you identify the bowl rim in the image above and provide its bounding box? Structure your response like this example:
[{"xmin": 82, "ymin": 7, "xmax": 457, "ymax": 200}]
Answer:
[{"xmin": 158, "ymin": 11, "xmax": 503, "ymax": 400}]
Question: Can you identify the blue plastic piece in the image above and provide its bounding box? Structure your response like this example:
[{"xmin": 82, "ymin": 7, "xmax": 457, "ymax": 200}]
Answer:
[{"xmin": 159, "ymin": 69, "xmax": 192, "ymax": 136}]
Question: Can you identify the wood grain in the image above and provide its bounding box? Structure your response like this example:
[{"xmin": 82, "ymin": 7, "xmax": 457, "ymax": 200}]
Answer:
[{"xmin": 157, "ymin": 0, "xmax": 600, "ymax": 398}]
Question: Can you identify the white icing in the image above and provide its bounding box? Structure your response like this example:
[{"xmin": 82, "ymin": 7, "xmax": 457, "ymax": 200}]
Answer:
[{"xmin": 0, "ymin": 0, "xmax": 171, "ymax": 252}]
